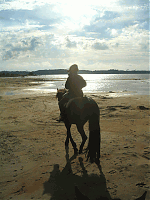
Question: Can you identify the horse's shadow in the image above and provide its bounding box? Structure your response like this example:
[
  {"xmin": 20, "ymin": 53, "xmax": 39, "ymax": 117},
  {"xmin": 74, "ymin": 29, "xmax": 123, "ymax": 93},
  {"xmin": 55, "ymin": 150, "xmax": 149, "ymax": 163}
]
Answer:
[{"xmin": 43, "ymin": 148, "xmax": 120, "ymax": 200}]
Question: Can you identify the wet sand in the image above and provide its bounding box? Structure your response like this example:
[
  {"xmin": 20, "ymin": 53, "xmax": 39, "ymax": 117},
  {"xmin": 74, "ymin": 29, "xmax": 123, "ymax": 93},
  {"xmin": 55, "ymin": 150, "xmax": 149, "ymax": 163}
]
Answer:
[{"xmin": 0, "ymin": 77, "xmax": 150, "ymax": 200}]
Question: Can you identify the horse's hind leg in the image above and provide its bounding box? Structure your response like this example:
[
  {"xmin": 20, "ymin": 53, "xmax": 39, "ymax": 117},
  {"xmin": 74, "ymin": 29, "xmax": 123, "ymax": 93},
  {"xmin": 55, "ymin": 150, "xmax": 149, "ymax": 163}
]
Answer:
[
  {"xmin": 77, "ymin": 125, "xmax": 87, "ymax": 154},
  {"xmin": 65, "ymin": 123, "xmax": 78, "ymax": 154},
  {"xmin": 65, "ymin": 127, "xmax": 70, "ymax": 147}
]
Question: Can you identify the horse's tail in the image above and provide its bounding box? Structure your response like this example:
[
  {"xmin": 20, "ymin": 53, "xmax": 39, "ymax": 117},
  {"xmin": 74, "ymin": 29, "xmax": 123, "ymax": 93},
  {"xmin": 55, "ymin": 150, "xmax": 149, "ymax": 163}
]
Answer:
[{"xmin": 86, "ymin": 102, "xmax": 100, "ymax": 163}]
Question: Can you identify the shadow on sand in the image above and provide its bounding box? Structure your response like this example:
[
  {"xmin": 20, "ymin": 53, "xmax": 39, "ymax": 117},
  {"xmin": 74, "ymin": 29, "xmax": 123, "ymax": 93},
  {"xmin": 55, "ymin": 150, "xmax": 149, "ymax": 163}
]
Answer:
[{"xmin": 43, "ymin": 147, "xmax": 121, "ymax": 200}]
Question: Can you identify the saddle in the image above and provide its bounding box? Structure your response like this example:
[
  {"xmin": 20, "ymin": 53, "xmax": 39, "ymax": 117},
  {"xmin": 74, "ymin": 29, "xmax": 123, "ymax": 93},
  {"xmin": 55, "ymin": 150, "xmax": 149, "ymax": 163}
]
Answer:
[{"xmin": 58, "ymin": 89, "xmax": 85, "ymax": 122}]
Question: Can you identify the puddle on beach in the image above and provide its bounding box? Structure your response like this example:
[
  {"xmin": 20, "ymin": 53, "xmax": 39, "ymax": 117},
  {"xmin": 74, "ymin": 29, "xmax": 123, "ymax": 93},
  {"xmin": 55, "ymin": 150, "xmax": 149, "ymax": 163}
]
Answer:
[
  {"xmin": 3, "ymin": 87, "xmax": 135, "ymax": 98},
  {"xmin": 83, "ymin": 90, "xmax": 136, "ymax": 97},
  {"xmin": 3, "ymin": 88, "xmax": 57, "ymax": 97},
  {"xmin": 24, "ymin": 81, "xmax": 57, "ymax": 94},
  {"xmin": 108, "ymin": 91, "xmax": 136, "ymax": 97},
  {"xmin": 24, "ymin": 88, "xmax": 57, "ymax": 93},
  {"xmin": 2, "ymin": 81, "xmax": 57, "ymax": 96},
  {"xmin": 5, "ymin": 91, "xmax": 15, "ymax": 95}
]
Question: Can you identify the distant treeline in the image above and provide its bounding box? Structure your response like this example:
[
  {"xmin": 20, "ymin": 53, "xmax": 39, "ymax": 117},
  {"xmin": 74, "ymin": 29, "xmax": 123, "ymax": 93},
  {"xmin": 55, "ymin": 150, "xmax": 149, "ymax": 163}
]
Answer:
[
  {"xmin": 0, "ymin": 72, "xmax": 35, "ymax": 77},
  {"xmin": 0, "ymin": 69, "xmax": 149, "ymax": 77}
]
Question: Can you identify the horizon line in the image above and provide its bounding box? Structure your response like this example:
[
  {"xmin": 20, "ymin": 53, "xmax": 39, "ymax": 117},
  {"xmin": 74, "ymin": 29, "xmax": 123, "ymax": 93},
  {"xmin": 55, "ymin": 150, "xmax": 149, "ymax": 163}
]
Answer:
[{"xmin": 0, "ymin": 69, "xmax": 150, "ymax": 72}]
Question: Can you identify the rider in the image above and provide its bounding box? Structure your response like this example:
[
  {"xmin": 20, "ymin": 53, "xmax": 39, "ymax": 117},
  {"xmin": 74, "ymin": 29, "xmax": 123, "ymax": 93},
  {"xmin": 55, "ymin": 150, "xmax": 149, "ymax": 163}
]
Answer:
[{"xmin": 58, "ymin": 64, "xmax": 86, "ymax": 121}]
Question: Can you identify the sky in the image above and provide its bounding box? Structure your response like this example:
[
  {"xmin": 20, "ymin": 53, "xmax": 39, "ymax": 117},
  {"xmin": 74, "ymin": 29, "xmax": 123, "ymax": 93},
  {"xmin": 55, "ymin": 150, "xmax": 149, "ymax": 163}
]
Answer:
[{"xmin": 0, "ymin": 0, "xmax": 149, "ymax": 71}]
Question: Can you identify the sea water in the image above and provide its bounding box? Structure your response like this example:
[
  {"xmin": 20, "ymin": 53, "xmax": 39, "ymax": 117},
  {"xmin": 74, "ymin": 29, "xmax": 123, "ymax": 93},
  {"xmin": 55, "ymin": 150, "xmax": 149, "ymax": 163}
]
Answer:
[
  {"xmin": 25, "ymin": 74, "xmax": 149, "ymax": 96},
  {"xmin": 2, "ymin": 74, "xmax": 149, "ymax": 96}
]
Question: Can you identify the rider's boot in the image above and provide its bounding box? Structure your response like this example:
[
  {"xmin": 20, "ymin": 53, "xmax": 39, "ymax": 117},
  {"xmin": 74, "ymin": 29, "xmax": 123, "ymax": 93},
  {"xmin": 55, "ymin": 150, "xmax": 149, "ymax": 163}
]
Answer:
[
  {"xmin": 57, "ymin": 104, "xmax": 65, "ymax": 122},
  {"xmin": 58, "ymin": 113, "xmax": 64, "ymax": 122}
]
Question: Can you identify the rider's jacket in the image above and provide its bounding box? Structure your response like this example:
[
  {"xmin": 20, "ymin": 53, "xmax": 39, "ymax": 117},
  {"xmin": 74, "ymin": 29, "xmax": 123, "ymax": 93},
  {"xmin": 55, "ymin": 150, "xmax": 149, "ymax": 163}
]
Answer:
[{"xmin": 65, "ymin": 74, "xmax": 86, "ymax": 98}]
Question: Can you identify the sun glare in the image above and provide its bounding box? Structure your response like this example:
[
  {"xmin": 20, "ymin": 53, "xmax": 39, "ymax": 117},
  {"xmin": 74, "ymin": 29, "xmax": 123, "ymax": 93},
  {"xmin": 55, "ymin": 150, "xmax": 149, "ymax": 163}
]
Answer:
[{"xmin": 60, "ymin": 2, "xmax": 96, "ymax": 22}]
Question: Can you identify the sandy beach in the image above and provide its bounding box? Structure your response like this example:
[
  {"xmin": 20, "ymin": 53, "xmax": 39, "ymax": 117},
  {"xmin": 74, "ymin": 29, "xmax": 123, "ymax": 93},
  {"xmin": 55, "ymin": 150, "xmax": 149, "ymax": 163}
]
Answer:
[{"xmin": 0, "ymin": 77, "xmax": 149, "ymax": 200}]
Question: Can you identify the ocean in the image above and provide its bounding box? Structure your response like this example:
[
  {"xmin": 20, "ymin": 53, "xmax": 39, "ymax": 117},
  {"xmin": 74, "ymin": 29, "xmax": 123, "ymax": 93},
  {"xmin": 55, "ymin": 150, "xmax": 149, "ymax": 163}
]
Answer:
[{"xmin": 25, "ymin": 74, "xmax": 149, "ymax": 97}]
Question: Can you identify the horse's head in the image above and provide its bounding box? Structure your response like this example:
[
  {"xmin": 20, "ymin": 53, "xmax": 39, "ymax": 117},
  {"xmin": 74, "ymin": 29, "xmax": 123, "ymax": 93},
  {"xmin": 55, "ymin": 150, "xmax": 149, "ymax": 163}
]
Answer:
[{"xmin": 56, "ymin": 88, "xmax": 67, "ymax": 102}]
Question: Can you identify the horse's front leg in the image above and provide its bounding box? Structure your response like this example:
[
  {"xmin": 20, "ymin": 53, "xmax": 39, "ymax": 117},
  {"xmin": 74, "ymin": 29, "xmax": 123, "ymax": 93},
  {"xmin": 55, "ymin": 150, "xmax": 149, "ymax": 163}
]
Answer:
[{"xmin": 65, "ymin": 123, "xmax": 78, "ymax": 154}]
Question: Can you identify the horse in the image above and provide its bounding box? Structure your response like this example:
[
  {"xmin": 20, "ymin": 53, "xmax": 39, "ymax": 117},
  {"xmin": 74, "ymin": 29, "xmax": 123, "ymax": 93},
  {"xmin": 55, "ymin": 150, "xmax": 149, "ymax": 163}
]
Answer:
[{"xmin": 56, "ymin": 88, "xmax": 101, "ymax": 163}]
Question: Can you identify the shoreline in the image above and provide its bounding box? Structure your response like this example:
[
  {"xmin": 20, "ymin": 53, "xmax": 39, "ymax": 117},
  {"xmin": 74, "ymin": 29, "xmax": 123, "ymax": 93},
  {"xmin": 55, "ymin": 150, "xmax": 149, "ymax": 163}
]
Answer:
[{"xmin": 0, "ymin": 77, "xmax": 150, "ymax": 200}]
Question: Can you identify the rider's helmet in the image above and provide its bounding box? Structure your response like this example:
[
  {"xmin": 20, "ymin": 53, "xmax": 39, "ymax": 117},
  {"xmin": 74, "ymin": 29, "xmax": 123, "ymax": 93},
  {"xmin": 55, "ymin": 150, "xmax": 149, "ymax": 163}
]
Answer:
[{"xmin": 68, "ymin": 64, "xmax": 78, "ymax": 73}]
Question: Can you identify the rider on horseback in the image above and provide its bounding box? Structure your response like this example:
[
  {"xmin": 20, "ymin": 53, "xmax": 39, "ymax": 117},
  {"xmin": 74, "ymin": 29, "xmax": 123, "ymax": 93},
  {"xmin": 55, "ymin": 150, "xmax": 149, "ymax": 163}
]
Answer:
[{"xmin": 58, "ymin": 64, "xmax": 86, "ymax": 121}]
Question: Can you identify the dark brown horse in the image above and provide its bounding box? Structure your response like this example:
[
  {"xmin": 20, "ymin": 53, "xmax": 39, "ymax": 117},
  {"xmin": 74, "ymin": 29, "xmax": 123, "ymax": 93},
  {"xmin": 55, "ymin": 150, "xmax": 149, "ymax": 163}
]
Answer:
[{"xmin": 56, "ymin": 88, "xmax": 101, "ymax": 163}]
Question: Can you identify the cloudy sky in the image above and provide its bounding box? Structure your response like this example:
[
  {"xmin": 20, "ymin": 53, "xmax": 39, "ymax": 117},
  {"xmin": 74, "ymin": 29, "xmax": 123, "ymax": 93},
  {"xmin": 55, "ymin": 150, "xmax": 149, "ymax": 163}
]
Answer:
[{"xmin": 0, "ymin": 0, "xmax": 149, "ymax": 71}]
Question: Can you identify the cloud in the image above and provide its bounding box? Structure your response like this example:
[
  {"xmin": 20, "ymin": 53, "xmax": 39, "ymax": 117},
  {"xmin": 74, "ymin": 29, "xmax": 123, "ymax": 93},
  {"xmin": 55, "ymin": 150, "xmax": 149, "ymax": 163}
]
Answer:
[
  {"xmin": 107, "ymin": 28, "xmax": 119, "ymax": 37},
  {"xmin": 66, "ymin": 37, "xmax": 77, "ymax": 48},
  {"xmin": 92, "ymin": 42, "xmax": 109, "ymax": 50},
  {"xmin": 83, "ymin": 1, "xmax": 149, "ymax": 40},
  {"xmin": 2, "ymin": 38, "xmax": 40, "ymax": 60},
  {"xmin": 119, "ymin": 0, "xmax": 148, "ymax": 6},
  {"xmin": 99, "ymin": 10, "xmax": 121, "ymax": 20},
  {"xmin": 139, "ymin": 41, "xmax": 149, "ymax": 51},
  {"xmin": 0, "ymin": 3, "xmax": 63, "ymax": 32},
  {"xmin": 0, "ymin": 0, "xmax": 149, "ymax": 71}
]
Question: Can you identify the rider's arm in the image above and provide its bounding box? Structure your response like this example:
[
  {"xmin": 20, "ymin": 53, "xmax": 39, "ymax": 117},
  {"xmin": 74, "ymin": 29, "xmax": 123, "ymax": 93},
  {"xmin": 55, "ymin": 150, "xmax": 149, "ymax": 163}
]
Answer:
[
  {"xmin": 78, "ymin": 75, "xmax": 86, "ymax": 88},
  {"xmin": 65, "ymin": 77, "xmax": 70, "ymax": 89}
]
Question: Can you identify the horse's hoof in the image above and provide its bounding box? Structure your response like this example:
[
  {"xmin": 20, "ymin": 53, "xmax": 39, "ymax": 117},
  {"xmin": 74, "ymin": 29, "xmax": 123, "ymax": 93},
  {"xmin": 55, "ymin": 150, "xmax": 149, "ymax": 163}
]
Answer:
[
  {"xmin": 90, "ymin": 157, "xmax": 94, "ymax": 163},
  {"xmin": 95, "ymin": 158, "xmax": 100, "ymax": 165}
]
